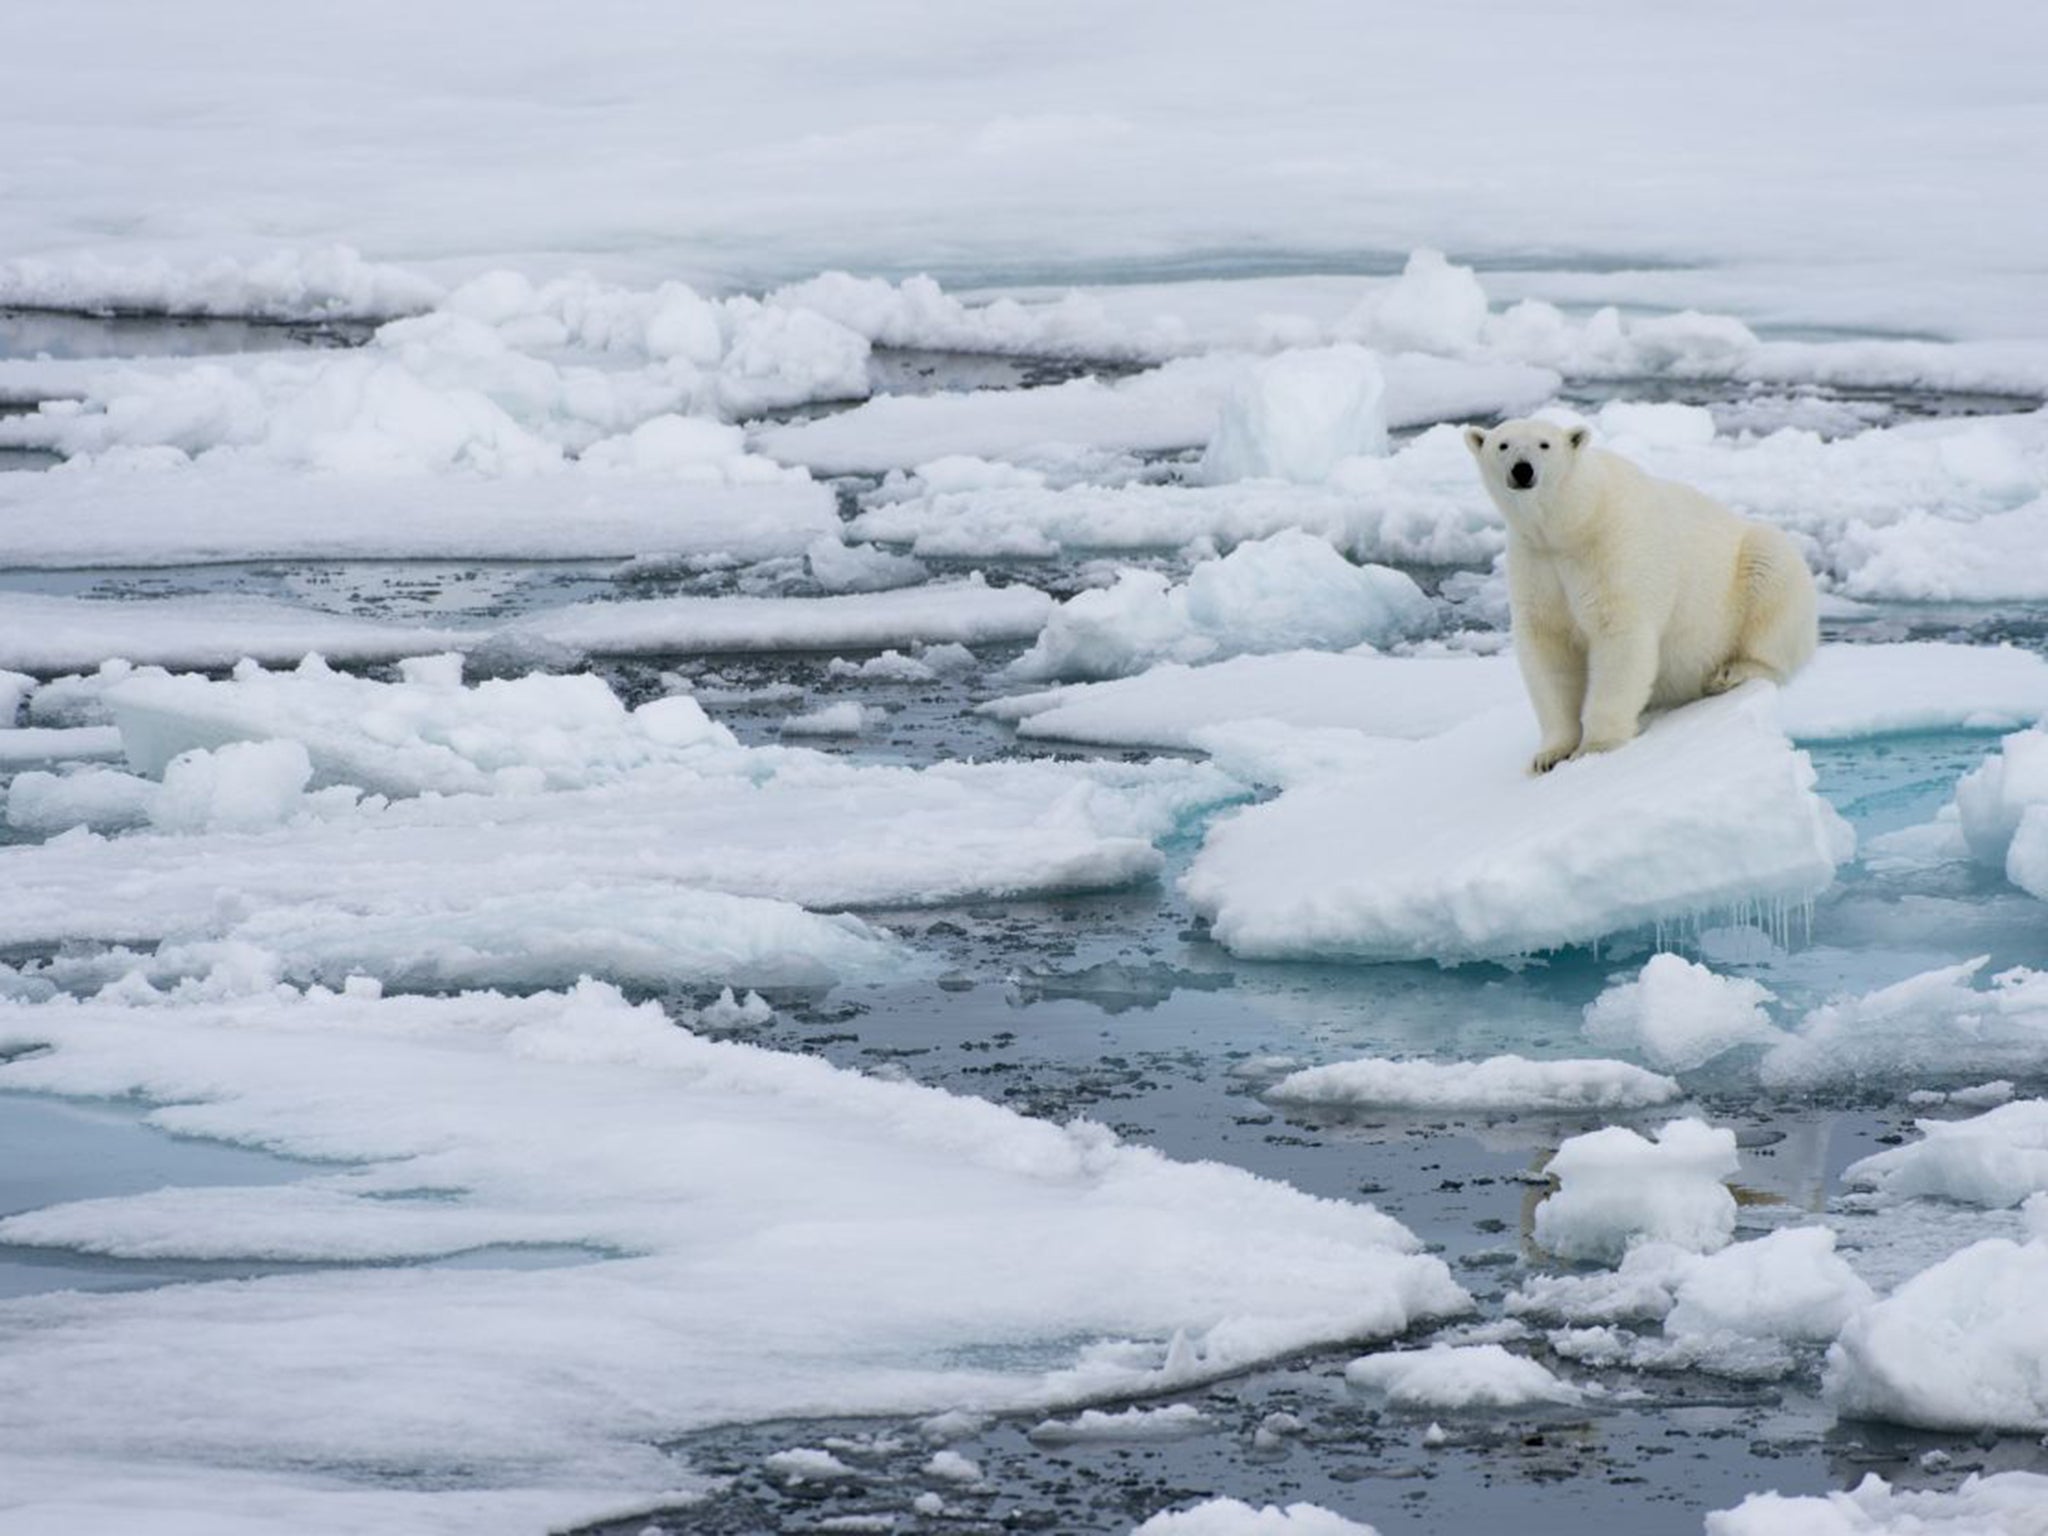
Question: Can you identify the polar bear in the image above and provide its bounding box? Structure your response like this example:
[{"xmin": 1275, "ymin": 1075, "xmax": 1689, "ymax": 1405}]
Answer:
[{"xmin": 1465, "ymin": 419, "xmax": 1817, "ymax": 773}]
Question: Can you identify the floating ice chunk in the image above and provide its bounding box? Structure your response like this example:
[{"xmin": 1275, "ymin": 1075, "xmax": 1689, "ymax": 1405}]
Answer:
[
  {"xmin": 1028, "ymin": 1404, "xmax": 1209, "ymax": 1445},
  {"xmin": 828, "ymin": 650, "xmax": 936, "ymax": 683},
  {"xmin": 806, "ymin": 537, "xmax": 928, "ymax": 594},
  {"xmin": 1956, "ymin": 728, "xmax": 2048, "ymax": 898},
  {"xmin": 1344, "ymin": 1344, "xmax": 1580, "ymax": 1410},
  {"xmin": 1759, "ymin": 958, "xmax": 2048, "ymax": 1092},
  {"xmin": 1009, "ymin": 533, "xmax": 1432, "ymax": 683},
  {"xmin": 994, "ymin": 642, "xmax": 2045, "ymax": 758},
  {"xmin": 0, "ymin": 467, "xmax": 838, "ymax": 570},
  {"xmin": 0, "ymin": 980, "xmax": 1466, "ymax": 1524},
  {"xmin": 0, "ymin": 245, "xmax": 440, "ymax": 321},
  {"xmin": 1783, "ymin": 645, "xmax": 2048, "ymax": 742},
  {"xmin": 0, "ymin": 752, "xmax": 1240, "ymax": 949},
  {"xmin": 1591, "ymin": 401, "xmax": 1719, "ymax": 453},
  {"xmin": 1185, "ymin": 687, "xmax": 1851, "ymax": 965},
  {"xmin": 781, "ymin": 702, "xmax": 879, "ymax": 737},
  {"xmin": 1199, "ymin": 346, "xmax": 1388, "ymax": 485},
  {"xmin": 0, "ymin": 592, "xmax": 469, "ymax": 675},
  {"xmin": 1664, "ymin": 1227, "xmax": 1874, "ymax": 1344},
  {"xmin": 580, "ymin": 414, "xmax": 803, "ymax": 483},
  {"xmin": 5, "ymin": 767, "xmax": 159, "ymax": 836},
  {"xmin": 762, "ymin": 352, "xmax": 1552, "ymax": 476},
  {"xmin": 1845, "ymin": 1099, "xmax": 2048, "ymax": 1210},
  {"xmin": 1582, "ymin": 954, "xmax": 1783, "ymax": 1071},
  {"xmin": 1265, "ymin": 1054, "xmax": 1679, "ymax": 1113},
  {"xmin": 1708, "ymin": 1472, "xmax": 2048, "ymax": 1536},
  {"xmin": 765, "ymin": 1448, "xmax": 857, "ymax": 1483},
  {"xmin": 1836, "ymin": 497, "xmax": 2048, "ymax": 603},
  {"xmin": 498, "ymin": 577, "xmax": 1053, "ymax": 658},
  {"xmin": 179, "ymin": 883, "xmax": 907, "ymax": 991},
  {"xmin": 1533, "ymin": 1119, "xmax": 1740, "ymax": 1264},
  {"xmin": 0, "ymin": 726, "xmax": 126, "ymax": 767},
  {"xmin": 1336, "ymin": 249, "xmax": 1489, "ymax": 355},
  {"xmin": 107, "ymin": 656, "xmax": 742, "ymax": 797},
  {"xmin": 1132, "ymin": 1501, "xmax": 1381, "ymax": 1536},
  {"xmin": 1826, "ymin": 1213, "xmax": 2048, "ymax": 1432},
  {"xmin": 923, "ymin": 1449, "xmax": 981, "ymax": 1483},
  {"xmin": 713, "ymin": 301, "xmax": 871, "ymax": 418},
  {"xmin": 993, "ymin": 651, "xmax": 1522, "ymax": 753},
  {"xmin": 150, "ymin": 740, "xmax": 314, "ymax": 835}
]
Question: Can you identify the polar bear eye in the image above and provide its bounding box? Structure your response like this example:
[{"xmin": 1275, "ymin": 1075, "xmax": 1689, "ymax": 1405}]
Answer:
[
  {"xmin": 1539, "ymin": 441, "xmax": 1551, "ymax": 450},
  {"xmin": 1498, "ymin": 443, "xmax": 1508, "ymax": 451}
]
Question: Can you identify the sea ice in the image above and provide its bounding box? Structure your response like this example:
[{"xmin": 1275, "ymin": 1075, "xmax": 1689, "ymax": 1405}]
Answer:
[
  {"xmin": 1008, "ymin": 532, "xmax": 1433, "ymax": 683},
  {"xmin": 1956, "ymin": 727, "xmax": 2048, "ymax": 900},
  {"xmin": 495, "ymin": 576, "xmax": 1053, "ymax": 658},
  {"xmin": 1708, "ymin": 1472, "xmax": 2048, "ymax": 1536},
  {"xmin": 1198, "ymin": 345, "xmax": 1388, "ymax": 484},
  {"xmin": 0, "ymin": 592, "xmax": 468, "ymax": 675},
  {"xmin": 992, "ymin": 642, "xmax": 2048, "ymax": 757},
  {"xmin": 1264, "ymin": 1054, "xmax": 1679, "ymax": 1113},
  {"xmin": 0, "ymin": 465, "xmax": 840, "ymax": 569},
  {"xmin": 1845, "ymin": 1099, "xmax": 2048, "ymax": 1209},
  {"xmin": 1184, "ymin": 687, "xmax": 1851, "ymax": 964},
  {"xmin": 0, "ymin": 980, "xmax": 1466, "ymax": 1530},
  {"xmin": 1582, "ymin": 954, "xmax": 1784, "ymax": 1071},
  {"xmin": 1343, "ymin": 1343, "xmax": 1580, "ymax": 1410},
  {"xmin": 1826, "ymin": 1202, "xmax": 2048, "ymax": 1433},
  {"xmin": 1532, "ymin": 1119, "xmax": 1741, "ymax": 1264},
  {"xmin": 1759, "ymin": 958, "xmax": 2048, "ymax": 1092},
  {"xmin": 1131, "ymin": 1502, "xmax": 1380, "ymax": 1536}
]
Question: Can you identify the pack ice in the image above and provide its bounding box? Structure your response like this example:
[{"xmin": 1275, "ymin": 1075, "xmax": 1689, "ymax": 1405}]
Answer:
[
  {"xmin": 1184, "ymin": 686, "xmax": 1852, "ymax": 964},
  {"xmin": 0, "ymin": 980, "xmax": 1467, "ymax": 1529}
]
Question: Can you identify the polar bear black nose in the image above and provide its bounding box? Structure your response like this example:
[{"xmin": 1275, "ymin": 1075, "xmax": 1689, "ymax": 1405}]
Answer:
[{"xmin": 1509, "ymin": 459, "xmax": 1536, "ymax": 489}]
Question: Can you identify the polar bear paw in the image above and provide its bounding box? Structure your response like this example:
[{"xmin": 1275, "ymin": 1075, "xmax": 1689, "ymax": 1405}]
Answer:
[{"xmin": 1529, "ymin": 738, "xmax": 1580, "ymax": 775}]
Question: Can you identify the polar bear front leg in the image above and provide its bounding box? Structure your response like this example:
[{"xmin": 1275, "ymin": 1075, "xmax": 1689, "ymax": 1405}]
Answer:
[
  {"xmin": 1515, "ymin": 624, "xmax": 1586, "ymax": 774},
  {"xmin": 1576, "ymin": 625, "xmax": 1659, "ymax": 757}
]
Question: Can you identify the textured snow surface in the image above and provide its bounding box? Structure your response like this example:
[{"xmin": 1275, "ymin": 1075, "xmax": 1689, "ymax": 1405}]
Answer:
[
  {"xmin": 0, "ymin": 981, "xmax": 1466, "ymax": 1532},
  {"xmin": 1185, "ymin": 686, "xmax": 1852, "ymax": 963}
]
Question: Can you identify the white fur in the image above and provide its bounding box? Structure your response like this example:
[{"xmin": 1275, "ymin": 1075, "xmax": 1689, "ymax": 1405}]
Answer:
[{"xmin": 1465, "ymin": 418, "xmax": 1818, "ymax": 773}]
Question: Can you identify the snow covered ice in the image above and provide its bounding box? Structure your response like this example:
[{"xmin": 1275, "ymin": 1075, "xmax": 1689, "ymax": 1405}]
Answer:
[{"xmin": 5, "ymin": 3, "xmax": 2048, "ymax": 1531}]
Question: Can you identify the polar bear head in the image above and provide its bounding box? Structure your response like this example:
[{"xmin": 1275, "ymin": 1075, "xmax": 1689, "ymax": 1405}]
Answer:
[{"xmin": 1464, "ymin": 419, "xmax": 1591, "ymax": 526}]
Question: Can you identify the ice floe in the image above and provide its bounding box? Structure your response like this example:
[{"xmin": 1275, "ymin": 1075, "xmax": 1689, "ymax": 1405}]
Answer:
[
  {"xmin": 1759, "ymin": 959, "xmax": 2048, "ymax": 1093},
  {"xmin": 1957, "ymin": 727, "xmax": 2048, "ymax": 900},
  {"xmin": 0, "ymin": 979, "xmax": 1467, "ymax": 1529},
  {"xmin": 1532, "ymin": 1119, "xmax": 1741, "ymax": 1264},
  {"xmin": 1265, "ymin": 1054, "xmax": 1679, "ymax": 1113},
  {"xmin": 1826, "ymin": 1200, "xmax": 2048, "ymax": 1433},
  {"xmin": 994, "ymin": 642, "xmax": 2048, "ymax": 757},
  {"xmin": 1184, "ymin": 687, "xmax": 1851, "ymax": 964},
  {"xmin": 1008, "ymin": 532, "xmax": 1433, "ymax": 683},
  {"xmin": 1132, "ymin": 1502, "xmax": 1380, "ymax": 1536},
  {"xmin": 1708, "ymin": 1473, "xmax": 2048, "ymax": 1536},
  {"xmin": 1343, "ymin": 1343, "xmax": 1580, "ymax": 1410},
  {"xmin": 1583, "ymin": 955, "xmax": 1785, "ymax": 1071}
]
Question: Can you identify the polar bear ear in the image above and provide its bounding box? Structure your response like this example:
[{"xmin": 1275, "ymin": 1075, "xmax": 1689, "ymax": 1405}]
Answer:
[
  {"xmin": 1566, "ymin": 426, "xmax": 1589, "ymax": 451},
  {"xmin": 1463, "ymin": 425, "xmax": 1489, "ymax": 457}
]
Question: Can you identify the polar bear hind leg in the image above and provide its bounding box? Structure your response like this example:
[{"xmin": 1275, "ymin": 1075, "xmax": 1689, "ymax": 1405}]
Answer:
[{"xmin": 1706, "ymin": 527, "xmax": 1818, "ymax": 695}]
